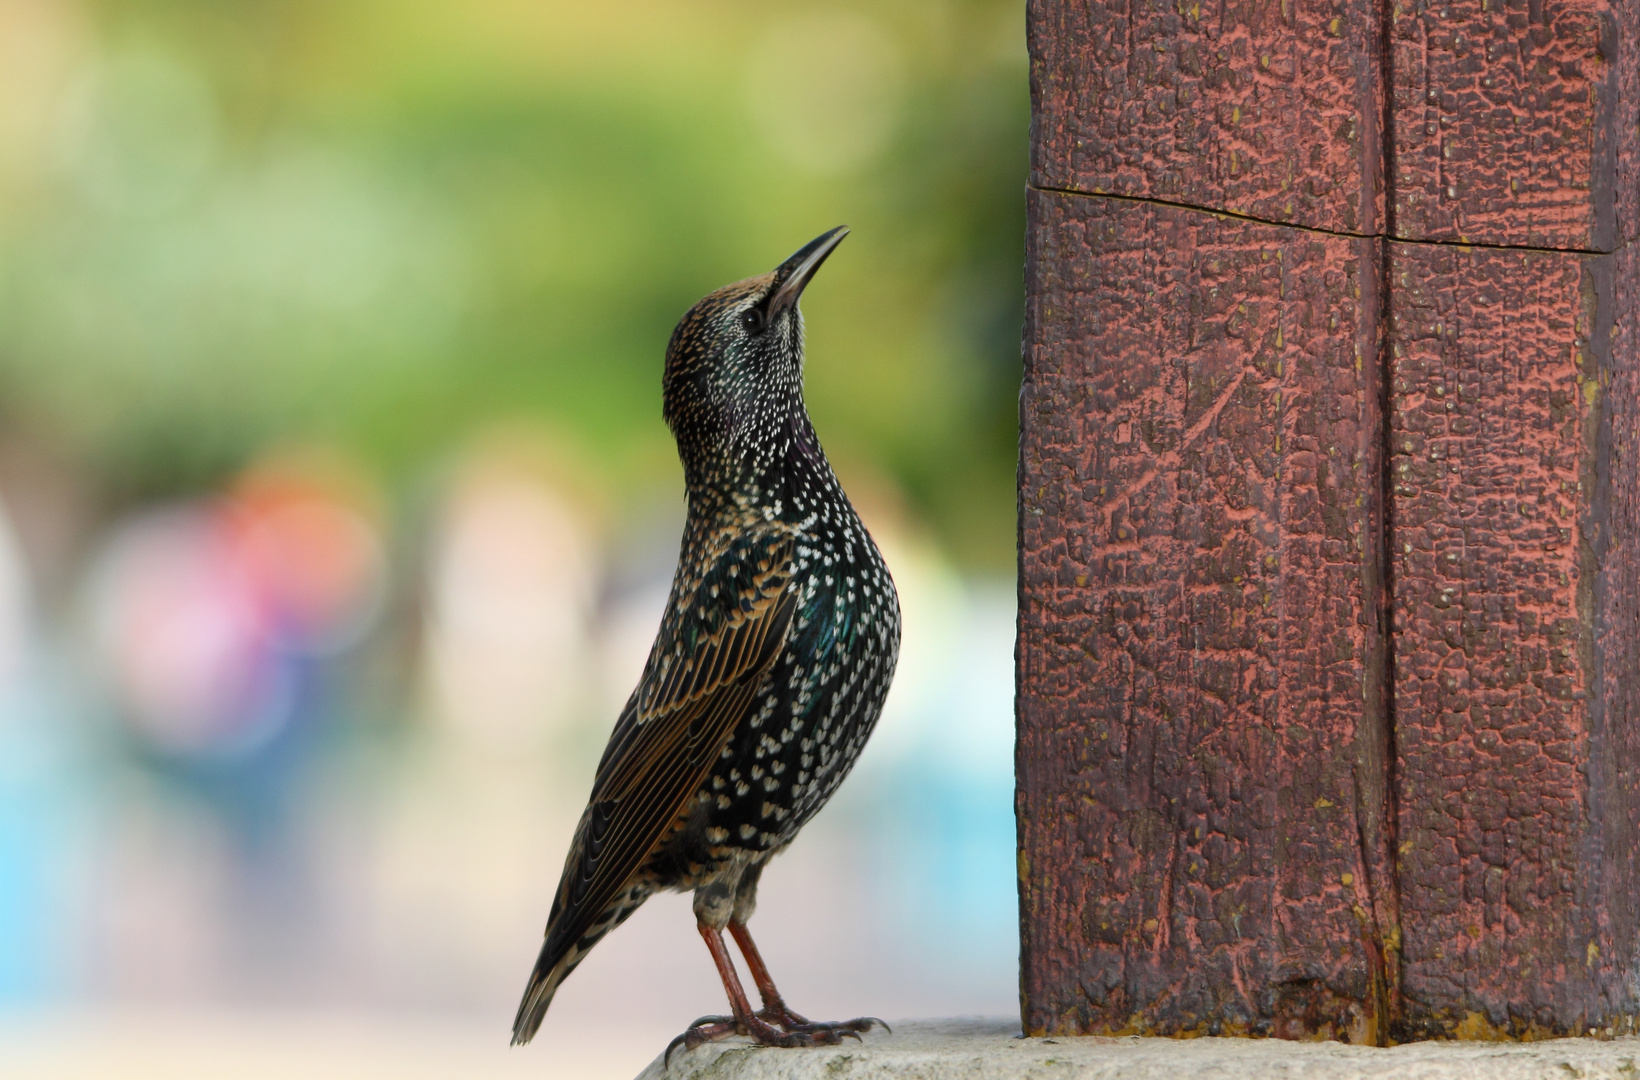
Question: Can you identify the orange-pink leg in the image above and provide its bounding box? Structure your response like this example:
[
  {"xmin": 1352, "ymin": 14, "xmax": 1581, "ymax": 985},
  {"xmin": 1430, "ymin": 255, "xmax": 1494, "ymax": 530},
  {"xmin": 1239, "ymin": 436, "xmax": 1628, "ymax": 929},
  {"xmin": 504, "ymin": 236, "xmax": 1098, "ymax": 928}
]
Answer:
[
  {"xmin": 665, "ymin": 923, "xmax": 862, "ymax": 1064},
  {"xmin": 729, "ymin": 919, "xmax": 887, "ymax": 1037}
]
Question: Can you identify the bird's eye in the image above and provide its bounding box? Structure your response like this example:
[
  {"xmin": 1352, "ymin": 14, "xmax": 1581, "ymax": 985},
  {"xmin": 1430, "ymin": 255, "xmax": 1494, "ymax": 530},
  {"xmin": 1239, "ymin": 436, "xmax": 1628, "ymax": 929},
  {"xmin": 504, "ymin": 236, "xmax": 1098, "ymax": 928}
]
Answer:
[{"xmin": 741, "ymin": 308, "xmax": 765, "ymax": 334}]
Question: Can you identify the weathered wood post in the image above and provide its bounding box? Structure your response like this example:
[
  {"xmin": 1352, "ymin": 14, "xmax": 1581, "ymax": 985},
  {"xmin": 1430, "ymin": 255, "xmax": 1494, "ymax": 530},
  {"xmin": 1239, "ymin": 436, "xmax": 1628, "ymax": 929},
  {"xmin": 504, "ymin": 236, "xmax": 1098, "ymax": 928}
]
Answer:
[{"xmin": 1018, "ymin": 0, "xmax": 1639, "ymax": 1041}]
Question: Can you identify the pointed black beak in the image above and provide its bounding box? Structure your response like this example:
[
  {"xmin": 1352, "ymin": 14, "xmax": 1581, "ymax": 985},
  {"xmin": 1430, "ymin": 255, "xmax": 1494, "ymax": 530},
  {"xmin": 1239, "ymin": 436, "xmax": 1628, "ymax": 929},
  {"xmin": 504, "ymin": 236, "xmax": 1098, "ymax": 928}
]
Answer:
[{"xmin": 766, "ymin": 226, "xmax": 848, "ymax": 321}]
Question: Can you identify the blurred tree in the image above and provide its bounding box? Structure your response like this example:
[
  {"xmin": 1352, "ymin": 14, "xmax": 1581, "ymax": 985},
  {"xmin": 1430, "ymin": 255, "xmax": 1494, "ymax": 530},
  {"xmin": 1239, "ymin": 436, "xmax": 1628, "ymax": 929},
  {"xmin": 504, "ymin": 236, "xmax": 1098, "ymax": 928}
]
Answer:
[{"xmin": 0, "ymin": 0, "xmax": 1024, "ymax": 567}]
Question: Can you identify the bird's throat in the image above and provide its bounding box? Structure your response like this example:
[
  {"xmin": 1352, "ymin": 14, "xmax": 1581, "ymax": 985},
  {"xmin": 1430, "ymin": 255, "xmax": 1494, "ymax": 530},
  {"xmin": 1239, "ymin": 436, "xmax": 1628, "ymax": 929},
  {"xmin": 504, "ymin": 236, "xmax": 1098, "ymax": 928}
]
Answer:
[{"xmin": 682, "ymin": 406, "xmax": 827, "ymax": 524}]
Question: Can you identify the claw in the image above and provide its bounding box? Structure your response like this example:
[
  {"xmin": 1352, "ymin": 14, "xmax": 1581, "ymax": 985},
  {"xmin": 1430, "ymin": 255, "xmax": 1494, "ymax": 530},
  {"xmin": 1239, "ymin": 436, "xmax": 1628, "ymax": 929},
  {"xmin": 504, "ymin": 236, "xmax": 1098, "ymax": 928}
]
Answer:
[
  {"xmin": 663, "ymin": 1032, "xmax": 689, "ymax": 1069},
  {"xmin": 784, "ymin": 1015, "xmax": 887, "ymax": 1038},
  {"xmin": 664, "ymin": 1008, "xmax": 887, "ymax": 1065},
  {"xmin": 664, "ymin": 1018, "xmax": 739, "ymax": 1069},
  {"xmin": 678, "ymin": 919, "xmax": 887, "ymax": 1065}
]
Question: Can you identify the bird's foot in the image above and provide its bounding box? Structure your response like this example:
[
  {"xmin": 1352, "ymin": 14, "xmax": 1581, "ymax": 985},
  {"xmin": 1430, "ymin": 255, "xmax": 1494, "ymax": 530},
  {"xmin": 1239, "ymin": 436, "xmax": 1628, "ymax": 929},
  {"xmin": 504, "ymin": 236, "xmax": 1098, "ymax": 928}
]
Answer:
[
  {"xmin": 664, "ymin": 1011, "xmax": 886, "ymax": 1065},
  {"xmin": 753, "ymin": 1002, "xmax": 811, "ymax": 1029},
  {"xmin": 755, "ymin": 1002, "xmax": 890, "ymax": 1038},
  {"xmin": 664, "ymin": 1017, "xmax": 738, "ymax": 1066},
  {"xmin": 778, "ymin": 1015, "xmax": 889, "ymax": 1039}
]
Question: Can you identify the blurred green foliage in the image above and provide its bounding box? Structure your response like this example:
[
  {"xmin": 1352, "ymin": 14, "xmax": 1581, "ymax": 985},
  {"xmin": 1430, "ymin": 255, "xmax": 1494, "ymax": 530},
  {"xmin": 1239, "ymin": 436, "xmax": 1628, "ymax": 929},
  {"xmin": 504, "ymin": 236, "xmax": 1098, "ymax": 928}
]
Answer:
[{"xmin": 0, "ymin": 0, "xmax": 1025, "ymax": 566}]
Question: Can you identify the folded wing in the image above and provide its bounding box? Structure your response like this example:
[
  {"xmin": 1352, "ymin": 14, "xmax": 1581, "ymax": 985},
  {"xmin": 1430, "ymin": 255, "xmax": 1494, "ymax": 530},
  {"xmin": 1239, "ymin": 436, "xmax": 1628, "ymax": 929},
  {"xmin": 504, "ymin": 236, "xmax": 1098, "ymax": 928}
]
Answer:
[{"xmin": 512, "ymin": 529, "xmax": 797, "ymax": 1043}]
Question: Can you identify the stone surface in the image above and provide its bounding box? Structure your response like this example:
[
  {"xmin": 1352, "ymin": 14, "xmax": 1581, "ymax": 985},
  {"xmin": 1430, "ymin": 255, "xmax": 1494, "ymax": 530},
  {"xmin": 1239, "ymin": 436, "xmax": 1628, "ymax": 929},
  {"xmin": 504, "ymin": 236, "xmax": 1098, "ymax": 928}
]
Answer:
[
  {"xmin": 1028, "ymin": 0, "xmax": 1387, "ymax": 236},
  {"xmin": 1387, "ymin": 0, "xmax": 1639, "ymax": 251},
  {"xmin": 1018, "ymin": 187, "xmax": 1395, "ymax": 1038},
  {"xmin": 641, "ymin": 1018, "xmax": 1640, "ymax": 1079},
  {"xmin": 1386, "ymin": 242, "xmax": 1640, "ymax": 1034}
]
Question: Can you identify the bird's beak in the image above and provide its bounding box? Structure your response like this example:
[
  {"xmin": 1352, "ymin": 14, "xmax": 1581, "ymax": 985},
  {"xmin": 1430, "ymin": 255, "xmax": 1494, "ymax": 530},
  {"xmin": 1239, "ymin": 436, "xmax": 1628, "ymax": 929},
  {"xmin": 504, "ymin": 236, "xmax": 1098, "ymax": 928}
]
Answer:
[{"xmin": 766, "ymin": 226, "xmax": 848, "ymax": 321}]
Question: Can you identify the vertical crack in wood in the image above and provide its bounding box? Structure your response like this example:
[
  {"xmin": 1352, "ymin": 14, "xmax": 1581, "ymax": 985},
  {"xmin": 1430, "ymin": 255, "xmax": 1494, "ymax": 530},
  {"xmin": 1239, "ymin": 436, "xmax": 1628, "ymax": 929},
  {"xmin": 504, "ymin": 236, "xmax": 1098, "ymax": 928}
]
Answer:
[
  {"xmin": 1023, "ymin": 0, "xmax": 1638, "ymax": 1035},
  {"xmin": 1372, "ymin": 0, "xmax": 1405, "ymax": 1043},
  {"xmin": 1351, "ymin": 229, "xmax": 1401, "ymax": 1048},
  {"xmin": 1341, "ymin": 0, "xmax": 1402, "ymax": 1046}
]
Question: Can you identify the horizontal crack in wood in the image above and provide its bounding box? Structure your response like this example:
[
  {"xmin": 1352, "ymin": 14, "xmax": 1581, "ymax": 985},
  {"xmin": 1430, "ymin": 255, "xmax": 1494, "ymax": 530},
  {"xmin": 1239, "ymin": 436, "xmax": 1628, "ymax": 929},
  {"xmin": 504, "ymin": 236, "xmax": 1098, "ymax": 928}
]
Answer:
[{"xmin": 1028, "ymin": 184, "xmax": 1619, "ymax": 258}]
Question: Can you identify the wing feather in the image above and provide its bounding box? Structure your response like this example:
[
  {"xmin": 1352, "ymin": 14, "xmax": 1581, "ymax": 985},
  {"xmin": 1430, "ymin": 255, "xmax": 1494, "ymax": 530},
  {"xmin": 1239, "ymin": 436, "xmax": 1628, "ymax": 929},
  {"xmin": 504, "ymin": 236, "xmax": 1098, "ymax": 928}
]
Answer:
[{"xmin": 518, "ymin": 529, "xmax": 796, "ymax": 1033}]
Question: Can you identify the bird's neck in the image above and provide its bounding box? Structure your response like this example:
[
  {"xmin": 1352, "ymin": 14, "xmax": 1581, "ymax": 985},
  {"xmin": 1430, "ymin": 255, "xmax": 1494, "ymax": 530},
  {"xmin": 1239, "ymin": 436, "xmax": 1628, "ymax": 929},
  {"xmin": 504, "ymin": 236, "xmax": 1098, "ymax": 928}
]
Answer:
[{"xmin": 682, "ymin": 406, "xmax": 834, "ymax": 525}]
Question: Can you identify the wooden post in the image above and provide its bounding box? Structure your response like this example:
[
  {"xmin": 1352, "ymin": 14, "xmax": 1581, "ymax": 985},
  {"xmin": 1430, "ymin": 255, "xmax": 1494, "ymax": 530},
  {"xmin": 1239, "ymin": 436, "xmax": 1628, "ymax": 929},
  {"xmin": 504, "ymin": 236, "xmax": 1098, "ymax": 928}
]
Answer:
[{"xmin": 1019, "ymin": 0, "xmax": 1639, "ymax": 1041}]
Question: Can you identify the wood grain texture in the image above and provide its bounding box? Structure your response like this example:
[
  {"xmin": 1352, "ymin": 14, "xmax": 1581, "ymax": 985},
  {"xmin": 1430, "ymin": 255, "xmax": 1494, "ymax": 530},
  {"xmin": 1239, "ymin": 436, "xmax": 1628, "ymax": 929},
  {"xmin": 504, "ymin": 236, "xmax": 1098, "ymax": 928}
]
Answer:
[
  {"xmin": 1386, "ymin": 242, "xmax": 1640, "ymax": 1034},
  {"xmin": 1018, "ymin": 188, "xmax": 1393, "ymax": 1037},
  {"xmin": 1028, "ymin": 0, "xmax": 1386, "ymax": 235},
  {"xmin": 1030, "ymin": 0, "xmax": 1638, "ymax": 250},
  {"xmin": 1022, "ymin": 0, "xmax": 1640, "ymax": 1041},
  {"xmin": 1387, "ymin": 0, "xmax": 1639, "ymax": 250}
]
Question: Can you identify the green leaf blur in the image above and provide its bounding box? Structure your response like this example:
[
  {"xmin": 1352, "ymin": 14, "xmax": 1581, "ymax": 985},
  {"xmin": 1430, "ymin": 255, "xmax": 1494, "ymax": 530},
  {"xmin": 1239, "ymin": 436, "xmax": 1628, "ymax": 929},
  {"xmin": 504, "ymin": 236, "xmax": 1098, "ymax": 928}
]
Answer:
[{"xmin": 0, "ymin": 0, "xmax": 1025, "ymax": 566}]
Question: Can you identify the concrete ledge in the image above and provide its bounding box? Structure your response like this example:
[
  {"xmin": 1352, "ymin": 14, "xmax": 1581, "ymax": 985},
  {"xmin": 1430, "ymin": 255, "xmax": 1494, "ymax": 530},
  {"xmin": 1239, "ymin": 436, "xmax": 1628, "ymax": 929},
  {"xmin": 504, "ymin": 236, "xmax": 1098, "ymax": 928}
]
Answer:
[{"xmin": 638, "ymin": 1018, "xmax": 1640, "ymax": 1079}]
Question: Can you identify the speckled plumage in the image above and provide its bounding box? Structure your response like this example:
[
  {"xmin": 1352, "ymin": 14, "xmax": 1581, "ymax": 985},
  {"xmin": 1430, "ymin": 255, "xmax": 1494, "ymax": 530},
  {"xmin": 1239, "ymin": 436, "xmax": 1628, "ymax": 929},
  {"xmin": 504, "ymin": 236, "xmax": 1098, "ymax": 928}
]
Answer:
[{"xmin": 513, "ymin": 228, "xmax": 900, "ymax": 1051}]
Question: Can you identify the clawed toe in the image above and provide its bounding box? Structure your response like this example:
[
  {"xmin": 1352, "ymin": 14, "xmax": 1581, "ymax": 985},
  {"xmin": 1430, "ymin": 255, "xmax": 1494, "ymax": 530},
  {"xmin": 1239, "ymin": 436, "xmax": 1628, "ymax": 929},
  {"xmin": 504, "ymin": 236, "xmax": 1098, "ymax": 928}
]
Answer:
[
  {"xmin": 665, "ymin": 1011, "xmax": 888, "ymax": 1066},
  {"xmin": 753, "ymin": 1003, "xmax": 889, "ymax": 1039},
  {"xmin": 664, "ymin": 1019, "xmax": 740, "ymax": 1067},
  {"xmin": 746, "ymin": 1015, "xmax": 843, "ymax": 1047},
  {"xmin": 754, "ymin": 1004, "xmax": 811, "ymax": 1030},
  {"xmin": 785, "ymin": 1015, "xmax": 888, "ymax": 1037}
]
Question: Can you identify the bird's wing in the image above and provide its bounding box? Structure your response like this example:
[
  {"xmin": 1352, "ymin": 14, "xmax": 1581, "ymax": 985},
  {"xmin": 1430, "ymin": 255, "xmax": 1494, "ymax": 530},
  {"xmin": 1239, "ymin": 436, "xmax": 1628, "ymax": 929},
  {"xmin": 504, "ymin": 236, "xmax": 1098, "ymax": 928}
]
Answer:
[{"xmin": 546, "ymin": 526, "xmax": 796, "ymax": 959}]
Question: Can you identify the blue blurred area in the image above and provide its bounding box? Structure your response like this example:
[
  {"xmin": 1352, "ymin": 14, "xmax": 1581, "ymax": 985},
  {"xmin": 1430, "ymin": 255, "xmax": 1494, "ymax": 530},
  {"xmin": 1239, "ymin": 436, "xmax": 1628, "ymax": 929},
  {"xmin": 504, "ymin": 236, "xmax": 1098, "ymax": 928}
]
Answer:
[
  {"xmin": 0, "ymin": 542, "xmax": 86, "ymax": 1003},
  {"xmin": 865, "ymin": 584, "xmax": 1017, "ymax": 978},
  {"xmin": 0, "ymin": 460, "xmax": 1022, "ymax": 1036},
  {"xmin": 0, "ymin": 693, "xmax": 79, "ymax": 1002}
]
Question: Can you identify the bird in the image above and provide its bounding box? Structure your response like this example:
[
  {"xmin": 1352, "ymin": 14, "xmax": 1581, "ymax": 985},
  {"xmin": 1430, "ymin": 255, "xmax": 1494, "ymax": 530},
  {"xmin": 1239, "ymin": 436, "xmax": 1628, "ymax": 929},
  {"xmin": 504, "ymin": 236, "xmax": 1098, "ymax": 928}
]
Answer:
[{"xmin": 510, "ymin": 226, "xmax": 901, "ymax": 1059}]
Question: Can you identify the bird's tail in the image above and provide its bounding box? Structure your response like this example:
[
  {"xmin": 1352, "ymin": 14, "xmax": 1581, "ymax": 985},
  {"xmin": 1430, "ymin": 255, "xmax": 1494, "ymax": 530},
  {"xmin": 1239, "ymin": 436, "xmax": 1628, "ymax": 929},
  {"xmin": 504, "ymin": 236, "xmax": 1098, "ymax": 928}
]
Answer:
[
  {"xmin": 511, "ymin": 887, "xmax": 652, "ymax": 1045},
  {"xmin": 511, "ymin": 941, "xmax": 579, "ymax": 1045}
]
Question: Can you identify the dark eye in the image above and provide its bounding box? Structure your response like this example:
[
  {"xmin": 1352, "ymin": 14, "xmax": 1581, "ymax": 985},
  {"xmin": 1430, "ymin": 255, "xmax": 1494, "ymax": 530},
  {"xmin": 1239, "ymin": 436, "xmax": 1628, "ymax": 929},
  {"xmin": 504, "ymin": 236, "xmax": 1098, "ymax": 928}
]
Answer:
[{"xmin": 740, "ymin": 307, "xmax": 765, "ymax": 334}]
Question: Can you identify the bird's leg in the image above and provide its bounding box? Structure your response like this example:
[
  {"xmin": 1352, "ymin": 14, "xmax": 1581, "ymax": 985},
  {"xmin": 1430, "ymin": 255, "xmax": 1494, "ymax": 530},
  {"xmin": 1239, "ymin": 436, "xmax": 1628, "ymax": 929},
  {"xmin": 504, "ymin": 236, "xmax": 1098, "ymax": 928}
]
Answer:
[
  {"xmin": 665, "ymin": 922, "xmax": 868, "ymax": 1064},
  {"xmin": 664, "ymin": 923, "xmax": 753, "ymax": 1060},
  {"xmin": 727, "ymin": 919, "xmax": 809, "ymax": 1028},
  {"xmin": 724, "ymin": 863, "xmax": 813, "ymax": 1030},
  {"xmin": 727, "ymin": 919, "xmax": 889, "ymax": 1039}
]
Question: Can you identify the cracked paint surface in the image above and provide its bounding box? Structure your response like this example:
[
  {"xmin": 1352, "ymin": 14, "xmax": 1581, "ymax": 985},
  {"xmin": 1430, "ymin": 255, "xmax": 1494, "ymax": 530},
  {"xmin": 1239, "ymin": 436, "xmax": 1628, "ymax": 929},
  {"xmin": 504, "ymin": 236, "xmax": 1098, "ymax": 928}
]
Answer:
[
  {"xmin": 1388, "ymin": 0, "xmax": 1640, "ymax": 251},
  {"xmin": 1021, "ymin": 0, "xmax": 1640, "ymax": 1044},
  {"xmin": 1029, "ymin": 0, "xmax": 1639, "ymax": 251},
  {"xmin": 1028, "ymin": 0, "xmax": 1386, "ymax": 237},
  {"xmin": 1018, "ymin": 188, "xmax": 1390, "ymax": 1038},
  {"xmin": 1388, "ymin": 243, "xmax": 1640, "ymax": 1035}
]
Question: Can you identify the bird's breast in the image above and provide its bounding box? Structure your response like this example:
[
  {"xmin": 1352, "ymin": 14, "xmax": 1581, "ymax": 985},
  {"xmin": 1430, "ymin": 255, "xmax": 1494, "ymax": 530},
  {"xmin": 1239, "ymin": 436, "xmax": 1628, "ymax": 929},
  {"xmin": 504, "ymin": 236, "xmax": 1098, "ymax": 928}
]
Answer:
[{"xmin": 669, "ymin": 509, "xmax": 899, "ymax": 868}]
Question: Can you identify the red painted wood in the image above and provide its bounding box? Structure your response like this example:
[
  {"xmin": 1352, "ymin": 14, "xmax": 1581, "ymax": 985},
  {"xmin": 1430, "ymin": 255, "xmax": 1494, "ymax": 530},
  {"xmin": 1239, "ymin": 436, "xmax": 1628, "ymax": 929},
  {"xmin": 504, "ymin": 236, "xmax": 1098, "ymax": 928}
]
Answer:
[
  {"xmin": 1030, "ymin": 0, "xmax": 1640, "ymax": 251},
  {"xmin": 1388, "ymin": 0, "xmax": 1639, "ymax": 251},
  {"xmin": 1387, "ymin": 243, "xmax": 1640, "ymax": 1035},
  {"xmin": 1019, "ymin": 188, "xmax": 1392, "ymax": 1038},
  {"xmin": 1029, "ymin": 0, "xmax": 1386, "ymax": 235},
  {"xmin": 1021, "ymin": 0, "xmax": 1640, "ymax": 1042}
]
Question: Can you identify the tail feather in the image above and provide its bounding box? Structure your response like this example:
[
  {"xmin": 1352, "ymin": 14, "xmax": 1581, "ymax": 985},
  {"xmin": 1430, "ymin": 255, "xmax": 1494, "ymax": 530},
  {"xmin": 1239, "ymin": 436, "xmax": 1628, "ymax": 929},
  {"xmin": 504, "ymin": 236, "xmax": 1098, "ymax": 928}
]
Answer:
[
  {"xmin": 511, "ymin": 888, "xmax": 652, "ymax": 1045},
  {"xmin": 511, "ymin": 942, "xmax": 580, "ymax": 1045}
]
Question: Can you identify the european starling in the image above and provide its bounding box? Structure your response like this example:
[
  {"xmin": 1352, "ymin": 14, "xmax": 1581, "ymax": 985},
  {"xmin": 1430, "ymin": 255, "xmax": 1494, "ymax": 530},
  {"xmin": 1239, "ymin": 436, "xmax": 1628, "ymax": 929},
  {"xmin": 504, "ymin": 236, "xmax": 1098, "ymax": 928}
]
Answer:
[{"xmin": 511, "ymin": 227, "xmax": 901, "ymax": 1057}]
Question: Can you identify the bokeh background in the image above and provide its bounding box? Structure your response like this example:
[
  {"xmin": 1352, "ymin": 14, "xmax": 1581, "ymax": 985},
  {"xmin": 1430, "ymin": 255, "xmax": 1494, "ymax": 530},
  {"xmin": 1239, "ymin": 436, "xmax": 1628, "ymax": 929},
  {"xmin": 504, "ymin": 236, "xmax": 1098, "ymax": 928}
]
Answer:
[{"xmin": 0, "ymin": 1, "xmax": 1025, "ymax": 1076}]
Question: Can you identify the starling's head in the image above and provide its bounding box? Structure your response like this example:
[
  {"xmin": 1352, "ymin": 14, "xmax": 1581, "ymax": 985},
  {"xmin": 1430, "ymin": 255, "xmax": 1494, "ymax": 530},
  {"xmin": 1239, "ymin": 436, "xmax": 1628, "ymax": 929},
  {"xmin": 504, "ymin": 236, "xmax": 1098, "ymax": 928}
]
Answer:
[{"xmin": 663, "ymin": 227, "xmax": 847, "ymax": 461}]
